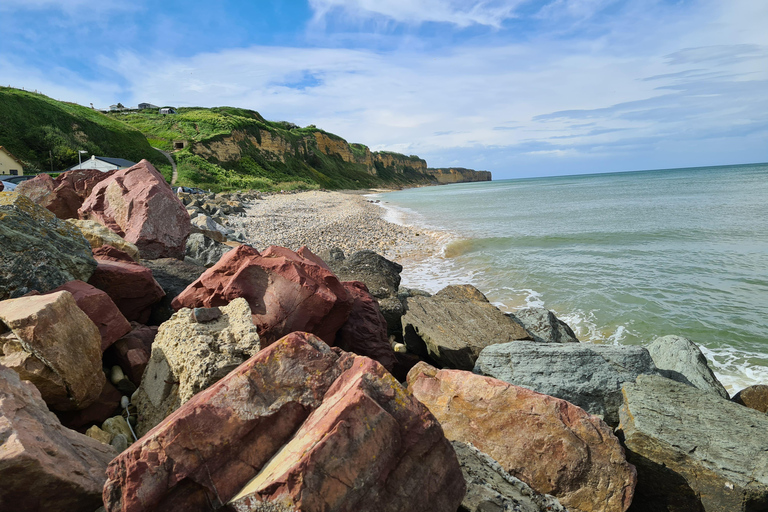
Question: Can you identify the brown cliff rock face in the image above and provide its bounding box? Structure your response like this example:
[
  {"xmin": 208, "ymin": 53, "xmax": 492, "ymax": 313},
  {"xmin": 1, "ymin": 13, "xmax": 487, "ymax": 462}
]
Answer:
[
  {"xmin": 335, "ymin": 280, "xmax": 397, "ymax": 371},
  {"xmin": 103, "ymin": 332, "xmax": 465, "ymax": 512},
  {"xmin": 426, "ymin": 167, "xmax": 492, "ymax": 184},
  {"xmin": 373, "ymin": 152, "xmax": 428, "ymax": 174},
  {"xmin": 78, "ymin": 159, "xmax": 190, "ymax": 260},
  {"xmin": 407, "ymin": 362, "xmax": 636, "ymax": 512},
  {"xmin": 0, "ymin": 364, "xmax": 117, "ymax": 512},
  {"xmin": 172, "ymin": 245, "xmax": 353, "ymax": 346},
  {"xmin": 0, "ymin": 291, "xmax": 105, "ymax": 411},
  {"xmin": 50, "ymin": 280, "xmax": 132, "ymax": 352},
  {"xmin": 88, "ymin": 257, "xmax": 166, "ymax": 324}
]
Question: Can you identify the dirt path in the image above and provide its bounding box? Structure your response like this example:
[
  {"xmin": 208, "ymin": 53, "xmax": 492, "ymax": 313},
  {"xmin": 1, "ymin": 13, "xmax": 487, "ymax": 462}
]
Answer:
[{"xmin": 153, "ymin": 147, "xmax": 177, "ymax": 185}]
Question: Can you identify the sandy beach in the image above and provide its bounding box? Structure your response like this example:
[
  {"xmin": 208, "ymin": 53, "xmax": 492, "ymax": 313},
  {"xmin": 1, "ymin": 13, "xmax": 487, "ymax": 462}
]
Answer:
[{"xmin": 233, "ymin": 190, "xmax": 443, "ymax": 264}]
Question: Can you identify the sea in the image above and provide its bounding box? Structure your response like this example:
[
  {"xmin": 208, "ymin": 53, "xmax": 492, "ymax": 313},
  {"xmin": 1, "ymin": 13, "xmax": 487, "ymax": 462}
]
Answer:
[{"xmin": 370, "ymin": 162, "xmax": 768, "ymax": 394}]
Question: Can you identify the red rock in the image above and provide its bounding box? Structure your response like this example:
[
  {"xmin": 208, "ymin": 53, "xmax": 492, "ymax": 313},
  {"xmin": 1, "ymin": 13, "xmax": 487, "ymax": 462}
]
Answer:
[
  {"xmin": 0, "ymin": 364, "xmax": 117, "ymax": 512},
  {"xmin": 407, "ymin": 362, "xmax": 637, "ymax": 512},
  {"xmin": 51, "ymin": 280, "xmax": 131, "ymax": 352},
  {"xmin": 172, "ymin": 245, "xmax": 353, "ymax": 345},
  {"xmin": 0, "ymin": 291, "xmax": 105, "ymax": 411},
  {"xmin": 103, "ymin": 332, "xmax": 464, "ymax": 512},
  {"xmin": 88, "ymin": 258, "xmax": 165, "ymax": 324},
  {"xmin": 15, "ymin": 173, "xmax": 82, "ymax": 219},
  {"xmin": 78, "ymin": 159, "xmax": 190, "ymax": 259},
  {"xmin": 106, "ymin": 323, "xmax": 157, "ymax": 385},
  {"xmin": 732, "ymin": 384, "xmax": 768, "ymax": 413},
  {"xmin": 335, "ymin": 280, "xmax": 397, "ymax": 371},
  {"xmin": 56, "ymin": 379, "xmax": 123, "ymax": 432},
  {"xmin": 56, "ymin": 168, "xmax": 115, "ymax": 200},
  {"xmin": 93, "ymin": 244, "xmax": 139, "ymax": 263}
]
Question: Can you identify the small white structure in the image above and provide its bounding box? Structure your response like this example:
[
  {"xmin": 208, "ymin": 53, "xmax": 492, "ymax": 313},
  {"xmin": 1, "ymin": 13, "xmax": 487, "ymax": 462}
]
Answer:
[
  {"xmin": 159, "ymin": 107, "xmax": 177, "ymax": 115},
  {"xmin": 138, "ymin": 102, "xmax": 159, "ymax": 109},
  {"xmin": 65, "ymin": 155, "xmax": 136, "ymax": 173}
]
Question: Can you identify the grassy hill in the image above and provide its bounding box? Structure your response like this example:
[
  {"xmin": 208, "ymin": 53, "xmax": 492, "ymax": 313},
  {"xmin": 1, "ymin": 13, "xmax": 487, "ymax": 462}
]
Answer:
[
  {"xmin": 0, "ymin": 87, "xmax": 439, "ymax": 191},
  {"xmin": 0, "ymin": 87, "xmax": 171, "ymax": 179}
]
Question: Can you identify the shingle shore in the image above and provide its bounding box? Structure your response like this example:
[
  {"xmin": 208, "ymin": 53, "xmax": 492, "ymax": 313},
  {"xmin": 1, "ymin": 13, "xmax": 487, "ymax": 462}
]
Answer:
[{"xmin": 233, "ymin": 190, "xmax": 441, "ymax": 262}]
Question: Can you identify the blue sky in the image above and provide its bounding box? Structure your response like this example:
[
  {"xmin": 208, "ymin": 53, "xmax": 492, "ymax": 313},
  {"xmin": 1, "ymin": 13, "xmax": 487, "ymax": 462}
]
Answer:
[{"xmin": 1, "ymin": 0, "xmax": 766, "ymax": 179}]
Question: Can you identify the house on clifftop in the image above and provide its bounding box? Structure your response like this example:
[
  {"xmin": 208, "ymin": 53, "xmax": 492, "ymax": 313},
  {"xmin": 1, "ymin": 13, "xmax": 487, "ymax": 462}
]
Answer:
[
  {"xmin": 0, "ymin": 146, "xmax": 24, "ymax": 175},
  {"xmin": 65, "ymin": 155, "xmax": 136, "ymax": 173}
]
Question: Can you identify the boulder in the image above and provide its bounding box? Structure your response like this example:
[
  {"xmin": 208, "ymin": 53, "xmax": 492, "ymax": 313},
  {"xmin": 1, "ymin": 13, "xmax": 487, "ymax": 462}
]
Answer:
[
  {"xmin": 92, "ymin": 244, "xmax": 137, "ymax": 263},
  {"xmin": 15, "ymin": 172, "xmax": 83, "ymax": 219},
  {"xmin": 618, "ymin": 374, "xmax": 768, "ymax": 511},
  {"xmin": 732, "ymin": 384, "xmax": 768, "ymax": 413},
  {"xmin": 134, "ymin": 298, "xmax": 261, "ymax": 434},
  {"xmin": 67, "ymin": 218, "xmax": 141, "ymax": 262},
  {"xmin": 408, "ymin": 362, "xmax": 636, "ymax": 512},
  {"xmin": 104, "ymin": 332, "xmax": 465, "ymax": 512},
  {"xmin": 88, "ymin": 257, "xmax": 165, "ymax": 324},
  {"xmin": 172, "ymin": 244, "xmax": 353, "ymax": 346},
  {"xmin": 106, "ymin": 323, "xmax": 157, "ymax": 386},
  {"xmin": 78, "ymin": 159, "xmax": 191, "ymax": 259},
  {"xmin": 190, "ymin": 214, "xmax": 231, "ymax": 240},
  {"xmin": 323, "ymin": 249, "xmax": 402, "ymax": 299},
  {"xmin": 453, "ymin": 441, "xmax": 567, "ymax": 512},
  {"xmin": 50, "ymin": 280, "xmax": 131, "ymax": 352},
  {"xmin": 142, "ymin": 257, "xmax": 207, "ymax": 325},
  {"xmin": 474, "ymin": 341, "xmax": 658, "ymax": 426},
  {"xmin": 56, "ymin": 379, "xmax": 123, "ymax": 432},
  {"xmin": 0, "ymin": 363, "xmax": 117, "ymax": 512},
  {"xmin": 335, "ymin": 280, "xmax": 397, "ymax": 371},
  {"xmin": 0, "ymin": 291, "xmax": 105, "ymax": 411},
  {"xmin": 0, "ymin": 193, "xmax": 97, "ymax": 300},
  {"xmin": 56, "ymin": 168, "xmax": 115, "ymax": 200},
  {"xmin": 402, "ymin": 284, "xmax": 531, "ymax": 370},
  {"xmin": 508, "ymin": 307, "xmax": 579, "ymax": 343},
  {"xmin": 184, "ymin": 232, "xmax": 233, "ymax": 267},
  {"xmin": 646, "ymin": 335, "xmax": 729, "ymax": 398}
]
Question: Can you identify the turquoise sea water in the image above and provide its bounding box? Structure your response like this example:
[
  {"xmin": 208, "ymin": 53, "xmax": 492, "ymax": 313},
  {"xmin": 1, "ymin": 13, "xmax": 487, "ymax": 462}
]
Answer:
[{"xmin": 373, "ymin": 163, "xmax": 768, "ymax": 393}]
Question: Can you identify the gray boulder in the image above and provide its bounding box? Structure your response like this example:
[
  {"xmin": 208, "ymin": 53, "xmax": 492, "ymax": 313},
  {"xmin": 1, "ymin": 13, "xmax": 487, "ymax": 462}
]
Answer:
[
  {"xmin": 507, "ymin": 307, "xmax": 579, "ymax": 343},
  {"xmin": 618, "ymin": 374, "xmax": 768, "ymax": 511},
  {"xmin": 134, "ymin": 298, "xmax": 261, "ymax": 435},
  {"xmin": 474, "ymin": 341, "xmax": 658, "ymax": 426},
  {"xmin": 143, "ymin": 257, "xmax": 207, "ymax": 325},
  {"xmin": 403, "ymin": 285, "xmax": 531, "ymax": 370},
  {"xmin": 184, "ymin": 232, "xmax": 233, "ymax": 268},
  {"xmin": 453, "ymin": 441, "xmax": 567, "ymax": 512},
  {"xmin": 0, "ymin": 193, "xmax": 97, "ymax": 300},
  {"xmin": 646, "ymin": 335, "xmax": 729, "ymax": 399}
]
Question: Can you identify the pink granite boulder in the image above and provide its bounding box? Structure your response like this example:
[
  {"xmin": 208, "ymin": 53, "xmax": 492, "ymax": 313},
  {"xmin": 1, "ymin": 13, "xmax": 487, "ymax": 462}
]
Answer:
[
  {"xmin": 0, "ymin": 291, "xmax": 105, "ymax": 411},
  {"xmin": 0, "ymin": 364, "xmax": 117, "ymax": 512},
  {"xmin": 50, "ymin": 280, "xmax": 131, "ymax": 352},
  {"xmin": 78, "ymin": 159, "xmax": 190, "ymax": 259},
  {"xmin": 172, "ymin": 245, "xmax": 353, "ymax": 346},
  {"xmin": 103, "ymin": 332, "xmax": 465, "ymax": 512},
  {"xmin": 15, "ymin": 173, "xmax": 82, "ymax": 219},
  {"xmin": 335, "ymin": 280, "xmax": 397, "ymax": 371},
  {"xmin": 407, "ymin": 362, "xmax": 637, "ymax": 512},
  {"xmin": 88, "ymin": 257, "xmax": 165, "ymax": 324}
]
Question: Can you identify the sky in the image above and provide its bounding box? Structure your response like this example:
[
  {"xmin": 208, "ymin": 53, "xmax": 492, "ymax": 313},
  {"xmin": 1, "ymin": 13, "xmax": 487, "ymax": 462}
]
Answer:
[{"xmin": 1, "ymin": 0, "xmax": 766, "ymax": 179}]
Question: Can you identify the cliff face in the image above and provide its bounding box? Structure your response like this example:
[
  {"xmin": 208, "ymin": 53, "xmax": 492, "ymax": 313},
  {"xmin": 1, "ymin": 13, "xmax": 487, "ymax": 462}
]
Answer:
[
  {"xmin": 374, "ymin": 153, "xmax": 427, "ymax": 174},
  {"xmin": 426, "ymin": 168, "xmax": 492, "ymax": 184}
]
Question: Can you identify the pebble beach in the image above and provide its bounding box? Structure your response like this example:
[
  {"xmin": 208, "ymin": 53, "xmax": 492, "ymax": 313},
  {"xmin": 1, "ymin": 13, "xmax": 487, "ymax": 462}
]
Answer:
[{"xmin": 233, "ymin": 189, "xmax": 441, "ymax": 263}]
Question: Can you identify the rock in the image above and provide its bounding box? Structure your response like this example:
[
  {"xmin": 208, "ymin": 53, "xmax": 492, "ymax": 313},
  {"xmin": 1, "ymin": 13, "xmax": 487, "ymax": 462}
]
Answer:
[
  {"xmin": 193, "ymin": 306, "xmax": 221, "ymax": 323},
  {"xmin": 85, "ymin": 425, "xmax": 114, "ymax": 445},
  {"xmin": 102, "ymin": 415, "xmax": 134, "ymax": 443},
  {"xmin": 78, "ymin": 159, "xmax": 191, "ymax": 259},
  {"xmin": 323, "ymin": 249, "xmax": 402, "ymax": 299},
  {"xmin": 88, "ymin": 256, "xmax": 165, "ymax": 324},
  {"xmin": 56, "ymin": 380, "xmax": 123, "ymax": 432},
  {"xmin": 507, "ymin": 307, "xmax": 579, "ymax": 343},
  {"xmin": 646, "ymin": 335, "xmax": 729, "ymax": 398},
  {"xmin": 50, "ymin": 280, "xmax": 132, "ymax": 352},
  {"xmin": 732, "ymin": 384, "xmax": 768, "ymax": 413},
  {"xmin": 0, "ymin": 291, "xmax": 105, "ymax": 411},
  {"xmin": 134, "ymin": 298, "xmax": 261, "ymax": 434},
  {"xmin": 402, "ymin": 284, "xmax": 531, "ymax": 370},
  {"xmin": 67, "ymin": 218, "xmax": 141, "ymax": 262},
  {"xmin": 105, "ymin": 324, "xmax": 157, "ymax": 385},
  {"xmin": 0, "ymin": 363, "xmax": 117, "ymax": 512},
  {"xmin": 408, "ymin": 362, "xmax": 636, "ymax": 512},
  {"xmin": 172, "ymin": 245, "xmax": 353, "ymax": 346},
  {"xmin": 453, "ymin": 441, "xmax": 567, "ymax": 512},
  {"xmin": 110, "ymin": 433, "xmax": 129, "ymax": 453},
  {"xmin": 617, "ymin": 374, "xmax": 768, "ymax": 511},
  {"xmin": 474, "ymin": 341, "xmax": 658, "ymax": 426},
  {"xmin": 142, "ymin": 257, "xmax": 207, "ymax": 325},
  {"xmin": 16, "ymin": 172, "xmax": 83, "ymax": 219},
  {"xmin": 55, "ymin": 168, "xmax": 116, "ymax": 200},
  {"xmin": 92, "ymin": 244, "xmax": 137, "ymax": 263},
  {"xmin": 191, "ymin": 214, "xmax": 231, "ymax": 240},
  {"xmin": 0, "ymin": 193, "xmax": 97, "ymax": 300},
  {"xmin": 104, "ymin": 332, "xmax": 465, "ymax": 512},
  {"xmin": 335, "ymin": 280, "xmax": 397, "ymax": 371},
  {"xmin": 185, "ymin": 232, "xmax": 233, "ymax": 267}
]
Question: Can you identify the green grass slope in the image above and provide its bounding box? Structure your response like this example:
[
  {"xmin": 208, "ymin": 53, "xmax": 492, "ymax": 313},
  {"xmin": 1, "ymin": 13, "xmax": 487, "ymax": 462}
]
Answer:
[{"xmin": 0, "ymin": 87, "xmax": 171, "ymax": 179}]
